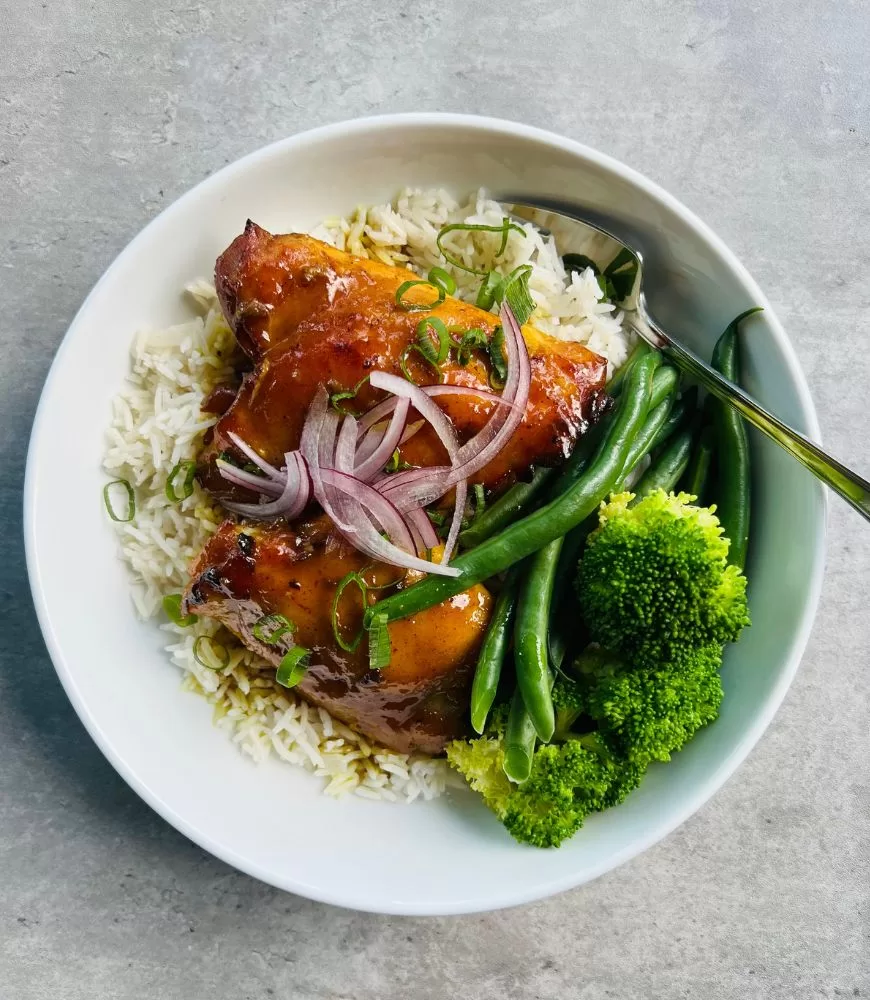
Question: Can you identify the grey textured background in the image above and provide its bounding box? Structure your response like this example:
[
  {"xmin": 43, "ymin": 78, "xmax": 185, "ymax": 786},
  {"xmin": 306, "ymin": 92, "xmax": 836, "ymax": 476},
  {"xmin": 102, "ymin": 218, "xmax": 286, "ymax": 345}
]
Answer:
[{"xmin": 2, "ymin": 1, "xmax": 869, "ymax": 997}]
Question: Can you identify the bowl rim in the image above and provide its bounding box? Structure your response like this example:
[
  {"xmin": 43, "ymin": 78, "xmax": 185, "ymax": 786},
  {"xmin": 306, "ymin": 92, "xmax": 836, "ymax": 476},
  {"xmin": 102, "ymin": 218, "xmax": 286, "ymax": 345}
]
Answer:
[{"xmin": 24, "ymin": 112, "xmax": 827, "ymax": 913}]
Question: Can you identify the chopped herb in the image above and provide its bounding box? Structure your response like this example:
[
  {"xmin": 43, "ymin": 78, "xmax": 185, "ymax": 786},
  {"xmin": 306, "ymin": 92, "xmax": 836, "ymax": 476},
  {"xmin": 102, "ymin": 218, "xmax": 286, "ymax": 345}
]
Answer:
[
  {"xmin": 193, "ymin": 635, "xmax": 230, "ymax": 671},
  {"xmin": 276, "ymin": 646, "xmax": 310, "ymax": 688},
  {"xmin": 395, "ymin": 279, "xmax": 445, "ymax": 312},
  {"xmin": 436, "ymin": 219, "xmax": 526, "ymax": 276},
  {"xmin": 252, "ymin": 613, "xmax": 296, "ymax": 645},
  {"xmin": 400, "ymin": 344, "xmax": 443, "ymax": 385},
  {"xmin": 367, "ymin": 612, "xmax": 392, "ymax": 671},
  {"xmin": 501, "ymin": 264, "xmax": 535, "ymax": 325},
  {"xmin": 329, "ymin": 375, "xmax": 370, "ymax": 415},
  {"xmin": 162, "ymin": 593, "xmax": 196, "ymax": 627},
  {"xmin": 165, "ymin": 460, "xmax": 196, "ymax": 502},
  {"xmin": 103, "ymin": 479, "xmax": 135, "ymax": 523},
  {"xmin": 415, "ymin": 316, "xmax": 451, "ymax": 365},
  {"xmin": 454, "ymin": 327, "xmax": 489, "ymax": 366},
  {"xmin": 427, "ymin": 266, "xmax": 457, "ymax": 296},
  {"xmin": 489, "ymin": 325, "xmax": 508, "ymax": 386},
  {"xmin": 475, "ymin": 269, "xmax": 504, "ymax": 310},
  {"xmin": 331, "ymin": 572, "xmax": 368, "ymax": 653}
]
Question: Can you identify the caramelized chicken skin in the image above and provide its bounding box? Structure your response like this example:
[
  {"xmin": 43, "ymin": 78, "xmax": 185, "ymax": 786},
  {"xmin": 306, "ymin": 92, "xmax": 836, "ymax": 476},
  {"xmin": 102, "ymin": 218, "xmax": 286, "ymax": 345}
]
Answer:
[
  {"xmin": 184, "ymin": 518, "xmax": 492, "ymax": 754},
  {"xmin": 200, "ymin": 225, "xmax": 607, "ymax": 502}
]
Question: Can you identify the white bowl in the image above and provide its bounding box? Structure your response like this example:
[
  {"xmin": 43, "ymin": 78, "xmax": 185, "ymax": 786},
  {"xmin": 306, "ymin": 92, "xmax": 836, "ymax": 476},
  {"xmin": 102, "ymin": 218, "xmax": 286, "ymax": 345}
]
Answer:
[{"xmin": 24, "ymin": 114, "xmax": 826, "ymax": 915}]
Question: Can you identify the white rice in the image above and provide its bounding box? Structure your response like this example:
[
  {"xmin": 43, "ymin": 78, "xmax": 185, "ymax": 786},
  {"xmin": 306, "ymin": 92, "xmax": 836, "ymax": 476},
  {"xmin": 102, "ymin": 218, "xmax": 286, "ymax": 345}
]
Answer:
[{"xmin": 103, "ymin": 188, "xmax": 631, "ymax": 802}]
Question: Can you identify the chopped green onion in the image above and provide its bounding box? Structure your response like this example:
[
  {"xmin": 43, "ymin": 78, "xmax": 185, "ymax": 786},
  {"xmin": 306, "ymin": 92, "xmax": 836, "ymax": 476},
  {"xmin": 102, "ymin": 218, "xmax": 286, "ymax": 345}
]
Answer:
[
  {"xmin": 165, "ymin": 460, "xmax": 196, "ymax": 503},
  {"xmin": 454, "ymin": 327, "xmax": 489, "ymax": 366},
  {"xmin": 384, "ymin": 449, "xmax": 413, "ymax": 474},
  {"xmin": 395, "ymin": 279, "xmax": 445, "ymax": 312},
  {"xmin": 489, "ymin": 325, "xmax": 508, "ymax": 386},
  {"xmin": 603, "ymin": 248, "xmax": 639, "ymax": 301},
  {"xmin": 367, "ymin": 612, "xmax": 392, "ymax": 671},
  {"xmin": 473, "ymin": 483, "xmax": 486, "ymax": 516},
  {"xmin": 415, "ymin": 316, "xmax": 451, "ymax": 365},
  {"xmin": 331, "ymin": 572, "xmax": 368, "ymax": 653},
  {"xmin": 276, "ymin": 646, "xmax": 310, "ymax": 688},
  {"xmin": 436, "ymin": 220, "xmax": 526, "ymax": 276},
  {"xmin": 475, "ymin": 269, "xmax": 504, "ymax": 310},
  {"xmin": 427, "ymin": 266, "xmax": 457, "ymax": 296},
  {"xmin": 252, "ymin": 613, "xmax": 296, "ymax": 645},
  {"xmin": 501, "ymin": 264, "xmax": 535, "ymax": 325},
  {"xmin": 359, "ymin": 564, "xmax": 407, "ymax": 591},
  {"xmin": 193, "ymin": 635, "xmax": 230, "ymax": 671},
  {"xmin": 162, "ymin": 593, "xmax": 196, "ymax": 627},
  {"xmin": 329, "ymin": 375, "xmax": 370, "ymax": 415},
  {"xmin": 400, "ymin": 344, "xmax": 443, "ymax": 385},
  {"xmin": 426, "ymin": 508, "xmax": 447, "ymax": 528},
  {"xmin": 103, "ymin": 479, "xmax": 135, "ymax": 523}
]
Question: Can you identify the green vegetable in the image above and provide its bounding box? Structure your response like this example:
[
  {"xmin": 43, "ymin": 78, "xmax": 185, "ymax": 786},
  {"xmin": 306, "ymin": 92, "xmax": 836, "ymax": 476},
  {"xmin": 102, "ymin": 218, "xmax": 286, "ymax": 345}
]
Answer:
[
  {"xmin": 631, "ymin": 428, "xmax": 693, "ymax": 498},
  {"xmin": 576, "ymin": 490, "xmax": 750, "ymax": 671},
  {"xmin": 475, "ymin": 270, "xmax": 503, "ymax": 311},
  {"xmin": 395, "ymin": 279, "xmax": 445, "ymax": 312},
  {"xmin": 103, "ymin": 478, "xmax": 135, "ymax": 522},
  {"xmin": 488, "ymin": 325, "xmax": 508, "ymax": 385},
  {"xmin": 162, "ymin": 593, "xmax": 196, "ymax": 627},
  {"xmin": 503, "ymin": 685, "xmax": 538, "ymax": 783},
  {"xmin": 606, "ymin": 339, "xmax": 649, "ymax": 397},
  {"xmin": 453, "ymin": 327, "xmax": 489, "ymax": 366},
  {"xmin": 709, "ymin": 307, "xmax": 761, "ymax": 569},
  {"xmin": 436, "ymin": 219, "xmax": 525, "ymax": 275},
  {"xmin": 363, "ymin": 352, "xmax": 660, "ymax": 628},
  {"xmin": 513, "ymin": 538, "xmax": 561, "ymax": 741},
  {"xmin": 276, "ymin": 646, "xmax": 310, "ymax": 688},
  {"xmin": 460, "ymin": 467, "xmax": 556, "ymax": 548},
  {"xmin": 329, "ymin": 375, "xmax": 370, "ymax": 415},
  {"xmin": 446, "ymin": 726, "xmax": 643, "ymax": 848},
  {"xmin": 415, "ymin": 316, "xmax": 451, "ymax": 365},
  {"xmin": 252, "ymin": 613, "xmax": 296, "ymax": 645},
  {"xmin": 193, "ymin": 635, "xmax": 230, "ymax": 671},
  {"xmin": 470, "ymin": 571, "xmax": 519, "ymax": 734},
  {"xmin": 165, "ymin": 460, "xmax": 196, "ymax": 502},
  {"xmin": 399, "ymin": 343, "xmax": 443, "ymax": 384},
  {"xmin": 367, "ymin": 612, "xmax": 391, "ymax": 671},
  {"xmin": 682, "ymin": 416, "xmax": 715, "ymax": 502},
  {"xmin": 500, "ymin": 264, "xmax": 535, "ymax": 325},
  {"xmin": 427, "ymin": 266, "xmax": 456, "ymax": 296}
]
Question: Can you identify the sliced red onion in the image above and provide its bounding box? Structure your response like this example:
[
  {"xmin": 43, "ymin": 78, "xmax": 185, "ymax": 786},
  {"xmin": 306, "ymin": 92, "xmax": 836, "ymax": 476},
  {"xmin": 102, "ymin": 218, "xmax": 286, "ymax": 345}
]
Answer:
[
  {"xmin": 216, "ymin": 459, "xmax": 284, "ymax": 497},
  {"xmin": 223, "ymin": 451, "xmax": 309, "ymax": 519},
  {"xmin": 300, "ymin": 388, "xmax": 354, "ymax": 532},
  {"xmin": 406, "ymin": 506, "xmax": 439, "ymax": 553},
  {"xmin": 226, "ymin": 431, "xmax": 284, "ymax": 481},
  {"xmin": 440, "ymin": 478, "xmax": 467, "ymax": 565},
  {"xmin": 354, "ymin": 397, "xmax": 410, "ymax": 481},
  {"xmin": 320, "ymin": 469, "xmax": 459, "ymax": 577}
]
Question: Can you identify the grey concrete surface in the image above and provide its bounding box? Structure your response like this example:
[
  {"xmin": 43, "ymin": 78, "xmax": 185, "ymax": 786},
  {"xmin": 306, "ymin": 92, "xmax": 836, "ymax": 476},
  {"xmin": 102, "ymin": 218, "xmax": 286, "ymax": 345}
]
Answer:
[{"xmin": 2, "ymin": 0, "xmax": 869, "ymax": 997}]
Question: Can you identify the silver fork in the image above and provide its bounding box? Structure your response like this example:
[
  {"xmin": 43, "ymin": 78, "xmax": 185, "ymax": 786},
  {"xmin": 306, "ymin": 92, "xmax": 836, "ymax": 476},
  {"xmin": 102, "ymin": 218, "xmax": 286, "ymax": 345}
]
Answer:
[{"xmin": 507, "ymin": 197, "xmax": 870, "ymax": 522}]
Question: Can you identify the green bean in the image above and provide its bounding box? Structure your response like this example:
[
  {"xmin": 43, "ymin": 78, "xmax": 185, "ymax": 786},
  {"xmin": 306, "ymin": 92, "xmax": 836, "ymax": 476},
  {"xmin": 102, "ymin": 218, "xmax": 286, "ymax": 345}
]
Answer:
[
  {"xmin": 648, "ymin": 386, "xmax": 698, "ymax": 453},
  {"xmin": 364, "ymin": 352, "xmax": 660, "ymax": 627},
  {"xmin": 606, "ymin": 338, "xmax": 650, "ymax": 398},
  {"xmin": 503, "ymin": 685, "xmax": 538, "ymax": 783},
  {"xmin": 709, "ymin": 308, "xmax": 760, "ymax": 570},
  {"xmin": 513, "ymin": 538, "xmax": 561, "ymax": 741},
  {"xmin": 632, "ymin": 428, "xmax": 694, "ymax": 498},
  {"xmin": 470, "ymin": 570, "xmax": 520, "ymax": 734},
  {"xmin": 681, "ymin": 401, "xmax": 715, "ymax": 501},
  {"xmin": 460, "ymin": 467, "xmax": 556, "ymax": 549}
]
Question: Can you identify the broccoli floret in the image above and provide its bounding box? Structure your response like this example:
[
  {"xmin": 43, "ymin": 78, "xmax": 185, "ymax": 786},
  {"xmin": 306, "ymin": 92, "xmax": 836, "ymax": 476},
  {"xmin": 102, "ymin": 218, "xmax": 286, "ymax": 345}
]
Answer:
[
  {"xmin": 446, "ymin": 730, "xmax": 644, "ymax": 849},
  {"xmin": 576, "ymin": 490, "xmax": 750, "ymax": 669},
  {"xmin": 574, "ymin": 644, "xmax": 724, "ymax": 766},
  {"xmin": 551, "ymin": 674, "xmax": 586, "ymax": 740}
]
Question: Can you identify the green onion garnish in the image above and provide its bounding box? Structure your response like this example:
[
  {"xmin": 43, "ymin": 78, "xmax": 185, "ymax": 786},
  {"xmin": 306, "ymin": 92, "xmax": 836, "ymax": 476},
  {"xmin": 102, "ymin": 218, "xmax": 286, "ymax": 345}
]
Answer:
[
  {"xmin": 501, "ymin": 264, "xmax": 535, "ymax": 326},
  {"xmin": 384, "ymin": 449, "xmax": 413, "ymax": 474},
  {"xmin": 400, "ymin": 344, "xmax": 443, "ymax": 385},
  {"xmin": 473, "ymin": 483, "xmax": 486, "ymax": 516},
  {"xmin": 603, "ymin": 247, "xmax": 638, "ymax": 301},
  {"xmin": 162, "ymin": 593, "xmax": 196, "ymax": 627},
  {"xmin": 454, "ymin": 327, "xmax": 489, "ymax": 367},
  {"xmin": 165, "ymin": 460, "xmax": 196, "ymax": 503},
  {"xmin": 359, "ymin": 564, "xmax": 407, "ymax": 591},
  {"xmin": 367, "ymin": 612, "xmax": 392, "ymax": 671},
  {"xmin": 276, "ymin": 646, "xmax": 311, "ymax": 688},
  {"xmin": 103, "ymin": 479, "xmax": 135, "ymax": 523},
  {"xmin": 427, "ymin": 266, "xmax": 457, "ymax": 296},
  {"xmin": 395, "ymin": 279, "xmax": 445, "ymax": 312},
  {"xmin": 436, "ymin": 220, "xmax": 525, "ymax": 276},
  {"xmin": 252, "ymin": 613, "xmax": 296, "ymax": 645},
  {"xmin": 488, "ymin": 325, "xmax": 508, "ymax": 386},
  {"xmin": 193, "ymin": 635, "xmax": 230, "ymax": 671},
  {"xmin": 475, "ymin": 270, "xmax": 503, "ymax": 311},
  {"xmin": 329, "ymin": 375, "xmax": 371, "ymax": 415},
  {"xmin": 415, "ymin": 316, "xmax": 451, "ymax": 365},
  {"xmin": 331, "ymin": 572, "xmax": 368, "ymax": 653},
  {"xmin": 562, "ymin": 253, "xmax": 600, "ymax": 277}
]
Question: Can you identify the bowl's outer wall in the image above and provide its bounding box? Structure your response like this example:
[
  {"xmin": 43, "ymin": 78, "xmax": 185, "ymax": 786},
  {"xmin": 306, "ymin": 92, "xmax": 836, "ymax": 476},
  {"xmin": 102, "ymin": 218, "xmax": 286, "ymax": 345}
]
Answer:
[{"xmin": 25, "ymin": 115, "xmax": 825, "ymax": 915}]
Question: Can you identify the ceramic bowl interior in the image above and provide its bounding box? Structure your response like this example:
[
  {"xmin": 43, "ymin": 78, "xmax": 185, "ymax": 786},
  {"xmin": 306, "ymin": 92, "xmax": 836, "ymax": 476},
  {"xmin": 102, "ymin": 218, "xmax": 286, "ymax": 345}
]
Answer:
[{"xmin": 25, "ymin": 114, "xmax": 825, "ymax": 915}]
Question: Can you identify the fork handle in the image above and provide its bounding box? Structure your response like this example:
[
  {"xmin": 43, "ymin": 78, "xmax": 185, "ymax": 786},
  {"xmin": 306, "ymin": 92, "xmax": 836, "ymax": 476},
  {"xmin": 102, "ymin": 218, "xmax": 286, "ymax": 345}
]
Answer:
[{"xmin": 629, "ymin": 310, "xmax": 870, "ymax": 522}]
